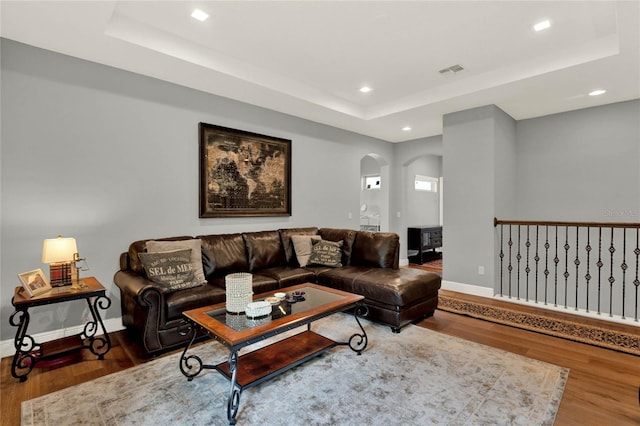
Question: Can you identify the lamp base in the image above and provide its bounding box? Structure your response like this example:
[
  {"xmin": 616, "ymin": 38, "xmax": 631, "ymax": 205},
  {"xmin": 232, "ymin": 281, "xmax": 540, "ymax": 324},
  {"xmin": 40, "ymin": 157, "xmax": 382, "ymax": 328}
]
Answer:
[
  {"xmin": 49, "ymin": 262, "xmax": 72, "ymax": 287},
  {"xmin": 71, "ymin": 279, "xmax": 87, "ymax": 290}
]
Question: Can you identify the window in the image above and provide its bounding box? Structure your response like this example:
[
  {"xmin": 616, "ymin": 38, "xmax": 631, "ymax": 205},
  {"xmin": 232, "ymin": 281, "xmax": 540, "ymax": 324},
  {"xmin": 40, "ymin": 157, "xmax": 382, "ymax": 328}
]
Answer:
[
  {"xmin": 363, "ymin": 175, "xmax": 381, "ymax": 190},
  {"xmin": 415, "ymin": 175, "xmax": 438, "ymax": 192}
]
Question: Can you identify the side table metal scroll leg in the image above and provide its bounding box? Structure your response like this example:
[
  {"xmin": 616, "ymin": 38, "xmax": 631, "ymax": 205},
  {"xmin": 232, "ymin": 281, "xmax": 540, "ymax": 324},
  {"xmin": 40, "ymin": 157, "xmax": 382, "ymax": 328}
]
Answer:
[
  {"xmin": 83, "ymin": 295, "xmax": 112, "ymax": 359},
  {"xmin": 10, "ymin": 308, "xmax": 40, "ymax": 382}
]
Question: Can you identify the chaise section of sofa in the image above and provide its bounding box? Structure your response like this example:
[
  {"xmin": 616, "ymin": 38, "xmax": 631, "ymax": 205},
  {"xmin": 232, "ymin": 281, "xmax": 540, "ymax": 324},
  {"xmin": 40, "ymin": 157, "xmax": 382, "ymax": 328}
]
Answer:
[{"xmin": 114, "ymin": 227, "xmax": 441, "ymax": 355}]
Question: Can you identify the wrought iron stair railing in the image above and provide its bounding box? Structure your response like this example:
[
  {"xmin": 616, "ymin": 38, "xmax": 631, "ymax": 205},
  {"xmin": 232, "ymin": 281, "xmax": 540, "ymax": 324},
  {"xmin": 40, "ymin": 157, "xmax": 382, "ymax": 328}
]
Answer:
[{"xmin": 494, "ymin": 218, "xmax": 640, "ymax": 322}]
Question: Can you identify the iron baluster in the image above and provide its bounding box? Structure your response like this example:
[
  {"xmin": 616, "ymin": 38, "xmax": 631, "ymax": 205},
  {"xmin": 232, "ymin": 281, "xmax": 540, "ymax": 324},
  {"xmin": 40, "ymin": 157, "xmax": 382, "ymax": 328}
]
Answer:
[
  {"xmin": 621, "ymin": 229, "xmax": 627, "ymax": 320},
  {"xmin": 634, "ymin": 228, "xmax": 639, "ymax": 321},
  {"xmin": 525, "ymin": 225, "xmax": 531, "ymax": 301},
  {"xmin": 517, "ymin": 225, "xmax": 522, "ymax": 300},
  {"xmin": 574, "ymin": 226, "xmax": 580, "ymax": 311},
  {"xmin": 563, "ymin": 226, "xmax": 570, "ymax": 309},
  {"xmin": 508, "ymin": 225, "xmax": 513, "ymax": 298},
  {"xmin": 554, "ymin": 226, "xmax": 559, "ymax": 307},
  {"xmin": 544, "ymin": 226, "xmax": 550, "ymax": 305},
  {"xmin": 585, "ymin": 228, "xmax": 592, "ymax": 313},
  {"xmin": 499, "ymin": 224, "xmax": 504, "ymax": 296},
  {"xmin": 597, "ymin": 227, "xmax": 603, "ymax": 315},
  {"xmin": 609, "ymin": 228, "xmax": 616, "ymax": 317}
]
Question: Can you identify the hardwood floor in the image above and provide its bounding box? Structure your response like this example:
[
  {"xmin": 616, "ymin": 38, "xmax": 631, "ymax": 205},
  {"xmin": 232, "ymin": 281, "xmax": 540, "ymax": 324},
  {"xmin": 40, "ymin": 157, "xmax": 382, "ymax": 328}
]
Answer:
[{"xmin": 2, "ymin": 296, "xmax": 639, "ymax": 425}]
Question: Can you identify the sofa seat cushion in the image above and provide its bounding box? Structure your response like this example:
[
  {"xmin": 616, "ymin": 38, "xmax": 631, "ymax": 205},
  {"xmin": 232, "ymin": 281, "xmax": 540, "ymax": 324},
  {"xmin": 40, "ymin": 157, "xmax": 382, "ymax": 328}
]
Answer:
[
  {"xmin": 318, "ymin": 267, "xmax": 440, "ymax": 307},
  {"xmin": 353, "ymin": 268, "xmax": 441, "ymax": 307},
  {"xmin": 257, "ymin": 266, "xmax": 316, "ymax": 288},
  {"xmin": 316, "ymin": 266, "xmax": 372, "ymax": 293},
  {"xmin": 165, "ymin": 284, "xmax": 226, "ymax": 321}
]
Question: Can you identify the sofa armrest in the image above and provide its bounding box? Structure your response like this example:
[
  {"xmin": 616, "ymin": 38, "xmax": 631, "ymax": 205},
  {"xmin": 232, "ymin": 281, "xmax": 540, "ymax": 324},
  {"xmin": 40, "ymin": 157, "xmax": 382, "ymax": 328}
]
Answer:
[
  {"xmin": 114, "ymin": 270, "xmax": 167, "ymax": 353},
  {"xmin": 114, "ymin": 270, "xmax": 163, "ymax": 305}
]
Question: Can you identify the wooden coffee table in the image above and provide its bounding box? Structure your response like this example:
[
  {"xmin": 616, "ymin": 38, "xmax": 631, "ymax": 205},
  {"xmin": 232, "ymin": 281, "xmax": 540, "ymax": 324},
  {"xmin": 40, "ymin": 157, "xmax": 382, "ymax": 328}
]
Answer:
[{"xmin": 179, "ymin": 283, "xmax": 368, "ymax": 425}]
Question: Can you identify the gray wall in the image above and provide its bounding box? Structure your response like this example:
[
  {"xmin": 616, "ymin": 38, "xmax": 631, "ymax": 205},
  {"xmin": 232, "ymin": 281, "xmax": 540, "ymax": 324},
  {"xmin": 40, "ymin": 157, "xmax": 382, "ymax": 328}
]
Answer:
[
  {"xmin": 0, "ymin": 39, "xmax": 394, "ymax": 338},
  {"xmin": 516, "ymin": 100, "xmax": 640, "ymax": 221},
  {"xmin": 443, "ymin": 106, "xmax": 503, "ymax": 288}
]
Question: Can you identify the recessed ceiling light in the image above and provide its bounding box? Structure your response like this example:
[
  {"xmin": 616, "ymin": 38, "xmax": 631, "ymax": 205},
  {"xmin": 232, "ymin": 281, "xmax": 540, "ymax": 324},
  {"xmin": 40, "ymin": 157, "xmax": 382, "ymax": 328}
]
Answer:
[
  {"xmin": 589, "ymin": 89, "xmax": 606, "ymax": 96},
  {"xmin": 533, "ymin": 20, "xmax": 551, "ymax": 32},
  {"xmin": 191, "ymin": 9, "xmax": 209, "ymax": 22},
  {"xmin": 402, "ymin": 126, "xmax": 412, "ymax": 132},
  {"xmin": 359, "ymin": 86, "xmax": 372, "ymax": 93}
]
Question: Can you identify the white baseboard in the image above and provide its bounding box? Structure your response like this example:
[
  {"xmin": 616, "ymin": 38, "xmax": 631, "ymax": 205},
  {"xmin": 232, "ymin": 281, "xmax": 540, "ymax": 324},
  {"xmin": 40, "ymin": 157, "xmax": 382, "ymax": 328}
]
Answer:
[
  {"xmin": 0, "ymin": 317, "xmax": 125, "ymax": 359},
  {"xmin": 441, "ymin": 280, "xmax": 494, "ymax": 298},
  {"xmin": 399, "ymin": 258, "xmax": 409, "ymax": 267}
]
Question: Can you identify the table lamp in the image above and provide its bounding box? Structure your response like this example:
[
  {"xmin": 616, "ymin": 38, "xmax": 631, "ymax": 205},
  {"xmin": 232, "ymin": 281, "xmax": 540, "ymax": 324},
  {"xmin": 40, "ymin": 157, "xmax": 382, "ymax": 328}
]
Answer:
[{"xmin": 42, "ymin": 236, "xmax": 84, "ymax": 288}]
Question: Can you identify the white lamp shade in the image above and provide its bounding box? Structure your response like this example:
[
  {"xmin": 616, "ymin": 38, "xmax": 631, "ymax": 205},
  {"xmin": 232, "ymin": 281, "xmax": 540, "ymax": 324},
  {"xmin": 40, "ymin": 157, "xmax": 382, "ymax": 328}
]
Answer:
[{"xmin": 42, "ymin": 236, "xmax": 78, "ymax": 263}]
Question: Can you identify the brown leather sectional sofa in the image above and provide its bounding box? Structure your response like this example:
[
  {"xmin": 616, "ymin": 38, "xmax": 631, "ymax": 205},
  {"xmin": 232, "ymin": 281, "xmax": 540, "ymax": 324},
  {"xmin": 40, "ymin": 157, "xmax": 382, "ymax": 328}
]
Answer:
[{"xmin": 114, "ymin": 227, "xmax": 441, "ymax": 355}]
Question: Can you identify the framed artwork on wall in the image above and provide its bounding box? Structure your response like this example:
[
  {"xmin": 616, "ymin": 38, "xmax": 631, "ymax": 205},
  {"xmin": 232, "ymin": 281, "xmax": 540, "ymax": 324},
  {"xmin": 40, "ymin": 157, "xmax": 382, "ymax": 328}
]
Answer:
[
  {"xmin": 199, "ymin": 123, "xmax": 292, "ymax": 218},
  {"xmin": 18, "ymin": 268, "xmax": 52, "ymax": 298}
]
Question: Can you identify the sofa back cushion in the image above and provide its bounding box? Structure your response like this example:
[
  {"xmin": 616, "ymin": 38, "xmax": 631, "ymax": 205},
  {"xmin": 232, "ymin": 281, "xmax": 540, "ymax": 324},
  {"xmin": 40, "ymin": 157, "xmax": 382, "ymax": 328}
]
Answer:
[
  {"xmin": 318, "ymin": 228, "xmax": 357, "ymax": 266},
  {"xmin": 351, "ymin": 231, "xmax": 400, "ymax": 269},
  {"xmin": 243, "ymin": 230, "xmax": 287, "ymax": 271},
  {"xmin": 278, "ymin": 227, "xmax": 319, "ymax": 265},
  {"xmin": 198, "ymin": 233, "xmax": 249, "ymax": 278},
  {"xmin": 128, "ymin": 236, "xmax": 194, "ymax": 275}
]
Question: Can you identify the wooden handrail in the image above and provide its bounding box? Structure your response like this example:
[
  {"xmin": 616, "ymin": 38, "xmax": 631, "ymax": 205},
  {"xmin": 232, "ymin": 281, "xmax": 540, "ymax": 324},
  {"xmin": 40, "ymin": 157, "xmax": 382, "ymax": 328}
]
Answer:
[{"xmin": 494, "ymin": 218, "xmax": 640, "ymax": 228}]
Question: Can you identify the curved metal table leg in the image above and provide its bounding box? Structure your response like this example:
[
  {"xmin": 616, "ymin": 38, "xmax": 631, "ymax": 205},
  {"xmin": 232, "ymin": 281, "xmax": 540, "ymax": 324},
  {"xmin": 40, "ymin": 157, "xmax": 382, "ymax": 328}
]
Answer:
[
  {"xmin": 82, "ymin": 295, "xmax": 112, "ymax": 359},
  {"xmin": 348, "ymin": 304, "xmax": 369, "ymax": 355},
  {"xmin": 179, "ymin": 322, "xmax": 205, "ymax": 381},
  {"xmin": 10, "ymin": 309, "xmax": 40, "ymax": 382},
  {"xmin": 227, "ymin": 350, "xmax": 241, "ymax": 425}
]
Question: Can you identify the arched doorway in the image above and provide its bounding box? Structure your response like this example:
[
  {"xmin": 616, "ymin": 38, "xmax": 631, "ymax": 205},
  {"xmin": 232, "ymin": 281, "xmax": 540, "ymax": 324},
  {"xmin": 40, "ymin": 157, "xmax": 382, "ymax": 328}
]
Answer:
[{"xmin": 360, "ymin": 153, "xmax": 390, "ymax": 232}]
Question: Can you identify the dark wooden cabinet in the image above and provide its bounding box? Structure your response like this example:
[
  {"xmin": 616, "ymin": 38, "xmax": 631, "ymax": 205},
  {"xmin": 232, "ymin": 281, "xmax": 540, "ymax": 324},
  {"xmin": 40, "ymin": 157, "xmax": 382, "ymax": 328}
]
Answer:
[{"xmin": 408, "ymin": 226, "xmax": 442, "ymax": 264}]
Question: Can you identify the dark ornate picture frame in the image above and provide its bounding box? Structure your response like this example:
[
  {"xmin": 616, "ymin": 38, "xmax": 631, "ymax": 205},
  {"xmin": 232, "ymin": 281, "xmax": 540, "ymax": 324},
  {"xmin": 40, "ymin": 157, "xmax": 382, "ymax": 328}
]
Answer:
[{"xmin": 199, "ymin": 123, "xmax": 292, "ymax": 218}]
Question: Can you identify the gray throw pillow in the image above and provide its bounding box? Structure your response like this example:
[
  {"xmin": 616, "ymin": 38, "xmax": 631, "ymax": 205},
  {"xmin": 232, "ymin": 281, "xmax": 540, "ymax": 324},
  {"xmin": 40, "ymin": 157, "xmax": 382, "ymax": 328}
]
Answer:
[
  {"xmin": 308, "ymin": 240, "xmax": 343, "ymax": 268},
  {"xmin": 138, "ymin": 249, "xmax": 202, "ymax": 292},
  {"xmin": 146, "ymin": 239, "xmax": 207, "ymax": 284},
  {"xmin": 291, "ymin": 235, "xmax": 322, "ymax": 267}
]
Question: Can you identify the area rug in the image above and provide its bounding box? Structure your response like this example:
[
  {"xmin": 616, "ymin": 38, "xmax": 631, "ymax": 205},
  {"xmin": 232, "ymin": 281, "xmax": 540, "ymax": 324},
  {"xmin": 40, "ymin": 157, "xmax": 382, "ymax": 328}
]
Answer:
[
  {"xmin": 438, "ymin": 294, "xmax": 640, "ymax": 356},
  {"xmin": 22, "ymin": 314, "xmax": 568, "ymax": 426},
  {"xmin": 415, "ymin": 258, "xmax": 443, "ymax": 272}
]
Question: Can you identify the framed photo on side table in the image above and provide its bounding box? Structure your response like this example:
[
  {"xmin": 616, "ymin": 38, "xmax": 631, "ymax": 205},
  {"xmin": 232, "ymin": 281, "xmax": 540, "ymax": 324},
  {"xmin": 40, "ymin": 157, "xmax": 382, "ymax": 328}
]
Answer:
[{"xmin": 18, "ymin": 269, "xmax": 52, "ymax": 298}]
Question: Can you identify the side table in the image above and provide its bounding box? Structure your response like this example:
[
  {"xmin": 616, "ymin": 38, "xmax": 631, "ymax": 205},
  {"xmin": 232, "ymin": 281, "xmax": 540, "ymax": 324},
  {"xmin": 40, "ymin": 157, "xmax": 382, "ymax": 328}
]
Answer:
[{"xmin": 10, "ymin": 276, "xmax": 112, "ymax": 382}]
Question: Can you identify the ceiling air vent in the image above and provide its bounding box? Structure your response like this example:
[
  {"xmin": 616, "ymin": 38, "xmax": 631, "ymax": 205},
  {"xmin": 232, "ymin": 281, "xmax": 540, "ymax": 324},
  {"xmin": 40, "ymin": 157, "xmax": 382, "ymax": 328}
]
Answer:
[{"xmin": 439, "ymin": 64, "xmax": 464, "ymax": 75}]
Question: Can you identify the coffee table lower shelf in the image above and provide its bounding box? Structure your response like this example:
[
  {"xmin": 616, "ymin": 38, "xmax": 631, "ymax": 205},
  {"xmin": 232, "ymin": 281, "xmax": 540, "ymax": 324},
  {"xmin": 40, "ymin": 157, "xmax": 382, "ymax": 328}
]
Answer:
[{"xmin": 215, "ymin": 330, "xmax": 335, "ymax": 389}]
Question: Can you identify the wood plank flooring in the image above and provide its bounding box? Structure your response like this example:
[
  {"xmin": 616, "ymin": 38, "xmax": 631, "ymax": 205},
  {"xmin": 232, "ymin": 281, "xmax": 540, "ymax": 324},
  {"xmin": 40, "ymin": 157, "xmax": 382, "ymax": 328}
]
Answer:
[{"xmin": 2, "ymin": 293, "xmax": 639, "ymax": 425}]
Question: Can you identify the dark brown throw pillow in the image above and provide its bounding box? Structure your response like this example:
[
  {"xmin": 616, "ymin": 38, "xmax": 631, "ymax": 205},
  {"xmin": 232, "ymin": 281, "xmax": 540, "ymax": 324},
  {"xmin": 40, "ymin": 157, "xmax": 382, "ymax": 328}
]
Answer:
[
  {"xmin": 138, "ymin": 249, "xmax": 201, "ymax": 292},
  {"xmin": 308, "ymin": 240, "xmax": 343, "ymax": 268}
]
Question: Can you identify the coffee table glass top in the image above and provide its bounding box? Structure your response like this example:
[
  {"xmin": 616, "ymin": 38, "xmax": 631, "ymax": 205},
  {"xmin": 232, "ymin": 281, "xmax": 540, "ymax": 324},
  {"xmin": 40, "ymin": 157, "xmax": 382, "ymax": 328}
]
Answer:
[{"xmin": 205, "ymin": 286, "xmax": 345, "ymax": 332}]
